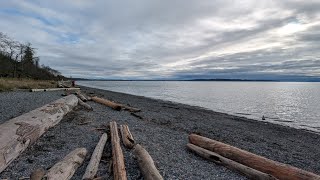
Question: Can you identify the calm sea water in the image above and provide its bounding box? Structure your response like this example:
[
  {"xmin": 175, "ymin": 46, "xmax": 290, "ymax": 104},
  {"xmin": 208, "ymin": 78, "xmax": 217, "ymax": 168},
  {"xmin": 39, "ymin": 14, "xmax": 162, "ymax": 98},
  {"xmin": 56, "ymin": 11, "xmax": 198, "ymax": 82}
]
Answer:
[{"xmin": 78, "ymin": 81, "xmax": 320, "ymax": 132}]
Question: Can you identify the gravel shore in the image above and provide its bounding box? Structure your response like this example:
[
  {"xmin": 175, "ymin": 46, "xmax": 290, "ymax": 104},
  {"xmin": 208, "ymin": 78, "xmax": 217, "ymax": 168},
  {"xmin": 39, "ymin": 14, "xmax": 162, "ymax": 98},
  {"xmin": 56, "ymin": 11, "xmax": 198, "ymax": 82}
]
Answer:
[{"xmin": 0, "ymin": 86, "xmax": 319, "ymax": 179}]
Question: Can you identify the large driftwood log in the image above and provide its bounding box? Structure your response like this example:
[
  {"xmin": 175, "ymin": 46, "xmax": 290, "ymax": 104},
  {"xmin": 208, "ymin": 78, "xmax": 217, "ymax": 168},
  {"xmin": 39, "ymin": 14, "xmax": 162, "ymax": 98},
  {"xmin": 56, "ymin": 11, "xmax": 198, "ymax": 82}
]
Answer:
[
  {"xmin": 120, "ymin": 125, "xmax": 135, "ymax": 149},
  {"xmin": 189, "ymin": 134, "xmax": 320, "ymax": 180},
  {"xmin": 187, "ymin": 143, "xmax": 277, "ymax": 180},
  {"xmin": 30, "ymin": 88, "xmax": 80, "ymax": 92},
  {"xmin": 78, "ymin": 98, "xmax": 93, "ymax": 110},
  {"xmin": 0, "ymin": 95, "xmax": 78, "ymax": 173},
  {"xmin": 45, "ymin": 148, "xmax": 87, "ymax": 180},
  {"xmin": 110, "ymin": 121, "xmax": 127, "ymax": 180},
  {"xmin": 133, "ymin": 144, "xmax": 163, "ymax": 180},
  {"xmin": 82, "ymin": 133, "xmax": 108, "ymax": 180},
  {"xmin": 92, "ymin": 96, "xmax": 122, "ymax": 111}
]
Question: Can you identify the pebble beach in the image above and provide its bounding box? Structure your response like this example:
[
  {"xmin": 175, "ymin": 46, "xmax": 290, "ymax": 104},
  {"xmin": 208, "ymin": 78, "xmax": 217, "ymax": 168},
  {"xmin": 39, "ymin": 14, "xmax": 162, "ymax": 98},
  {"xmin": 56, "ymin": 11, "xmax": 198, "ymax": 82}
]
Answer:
[{"xmin": 0, "ymin": 86, "xmax": 319, "ymax": 179}]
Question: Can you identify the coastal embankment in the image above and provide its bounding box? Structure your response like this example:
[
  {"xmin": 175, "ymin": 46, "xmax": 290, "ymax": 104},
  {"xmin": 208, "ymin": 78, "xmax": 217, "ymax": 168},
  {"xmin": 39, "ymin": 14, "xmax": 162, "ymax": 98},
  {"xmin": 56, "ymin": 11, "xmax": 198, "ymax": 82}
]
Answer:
[{"xmin": 0, "ymin": 86, "xmax": 319, "ymax": 179}]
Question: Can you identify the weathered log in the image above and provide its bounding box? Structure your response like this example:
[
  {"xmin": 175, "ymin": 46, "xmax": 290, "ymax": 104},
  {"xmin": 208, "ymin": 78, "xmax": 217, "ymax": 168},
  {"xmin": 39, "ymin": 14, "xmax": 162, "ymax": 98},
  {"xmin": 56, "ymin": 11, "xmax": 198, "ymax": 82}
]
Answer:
[
  {"xmin": 187, "ymin": 143, "xmax": 277, "ymax": 180},
  {"xmin": 189, "ymin": 134, "xmax": 320, "ymax": 180},
  {"xmin": 0, "ymin": 95, "xmax": 78, "ymax": 173},
  {"xmin": 78, "ymin": 98, "xmax": 93, "ymax": 110},
  {"xmin": 120, "ymin": 125, "xmax": 135, "ymax": 149},
  {"xmin": 120, "ymin": 105, "xmax": 141, "ymax": 112},
  {"xmin": 76, "ymin": 92, "xmax": 87, "ymax": 102},
  {"xmin": 45, "ymin": 148, "xmax": 87, "ymax": 180},
  {"xmin": 133, "ymin": 144, "xmax": 163, "ymax": 180},
  {"xmin": 110, "ymin": 121, "xmax": 127, "ymax": 180},
  {"xmin": 92, "ymin": 96, "xmax": 122, "ymax": 111},
  {"xmin": 30, "ymin": 88, "xmax": 80, "ymax": 92},
  {"xmin": 82, "ymin": 133, "xmax": 108, "ymax": 180},
  {"xmin": 30, "ymin": 168, "xmax": 46, "ymax": 180}
]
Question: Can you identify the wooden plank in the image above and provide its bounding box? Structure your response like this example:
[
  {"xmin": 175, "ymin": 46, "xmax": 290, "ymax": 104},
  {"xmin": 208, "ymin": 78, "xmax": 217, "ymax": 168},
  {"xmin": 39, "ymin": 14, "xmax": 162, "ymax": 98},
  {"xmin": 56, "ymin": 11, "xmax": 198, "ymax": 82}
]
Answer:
[
  {"xmin": 187, "ymin": 143, "xmax": 277, "ymax": 180},
  {"xmin": 82, "ymin": 133, "xmax": 108, "ymax": 180},
  {"xmin": 45, "ymin": 148, "xmax": 87, "ymax": 180},
  {"xmin": 189, "ymin": 134, "xmax": 320, "ymax": 180},
  {"xmin": 110, "ymin": 121, "xmax": 127, "ymax": 180},
  {"xmin": 0, "ymin": 95, "xmax": 78, "ymax": 173},
  {"xmin": 133, "ymin": 144, "xmax": 163, "ymax": 180}
]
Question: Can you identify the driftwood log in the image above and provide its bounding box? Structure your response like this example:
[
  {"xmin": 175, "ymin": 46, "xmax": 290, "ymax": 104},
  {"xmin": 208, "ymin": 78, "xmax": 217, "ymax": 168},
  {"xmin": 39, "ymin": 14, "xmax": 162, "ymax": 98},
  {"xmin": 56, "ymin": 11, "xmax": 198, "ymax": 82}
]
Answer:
[
  {"xmin": 110, "ymin": 121, "xmax": 127, "ymax": 180},
  {"xmin": 30, "ymin": 168, "xmax": 46, "ymax": 180},
  {"xmin": 133, "ymin": 144, "xmax": 163, "ymax": 180},
  {"xmin": 78, "ymin": 98, "xmax": 93, "ymax": 110},
  {"xmin": 92, "ymin": 97, "xmax": 122, "ymax": 111},
  {"xmin": 82, "ymin": 133, "xmax": 108, "ymax": 180},
  {"xmin": 45, "ymin": 148, "xmax": 87, "ymax": 180},
  {"xmin": 0, "ymin": 95, "xmax": 78, "ymax": 173},
  {"xmin": 187, "ymin": 143, "xmax": 277, "ymax": 180},
  {"xmin": 120, "ymin": 105, "xmax": 141, "ymax": 112},
  {"xmin": 30, "ymin": 88, "xmax": 80, "ymax": 92},
  {"xmin": 189, "ymin": 134, "xmax": 320, "ymax": 180},
  {"xmin": 76, "ymin": 92, "xmax": 87, "ymax": 102},
  {"xmin": 120, "ymin": 125, "xmax": 135, "ymax": 149}
]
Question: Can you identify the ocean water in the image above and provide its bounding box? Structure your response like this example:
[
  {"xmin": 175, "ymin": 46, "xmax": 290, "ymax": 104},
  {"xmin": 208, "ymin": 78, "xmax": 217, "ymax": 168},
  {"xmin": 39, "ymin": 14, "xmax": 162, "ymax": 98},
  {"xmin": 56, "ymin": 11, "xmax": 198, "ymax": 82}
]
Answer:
[{"xmin": 78, "ymin": 81, "xmax": 320, "ymax": 132}]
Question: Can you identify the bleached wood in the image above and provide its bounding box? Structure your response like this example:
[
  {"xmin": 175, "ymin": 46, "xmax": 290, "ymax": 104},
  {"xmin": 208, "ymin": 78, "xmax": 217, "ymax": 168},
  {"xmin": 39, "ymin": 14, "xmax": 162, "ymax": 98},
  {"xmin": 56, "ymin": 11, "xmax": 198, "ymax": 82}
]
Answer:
[
  {"xmin": 120, "ymin": 125, "xmax": 135, "ymax": 149},
  {"xmin": 45, "ymin": 148, "xmax": 87, "ymax": 180},
  {"xmin": 0, "ymin": 95, "xmax": 78, "ymax": 173},
  {"xmin": 189, "ymin": 134, "xmax": 320, "ymax": 180},
  {"xmin": 187, "ymin": 143, "xmax": 277, "ymax": 180},
  {"xmin": 78, "ymin": 98, "xmax": 93, "ymax": 110},
  {"xmin": 110, "ymin": 121, "xmax": 127, "ymax": 180},
  {"xmin": 76, "ymin": 92, "xmax": 87, "ymax": 102},
  {"xmin": 92, "ymin": 96, "xmax": 122, "ymax": 111},
  {"xmin": 133, "ymin": 144, "xmax": 163, "ymax": 180},
  {"xmin": 30, "ymin": 88, "xmax": 80, "ymax": 92},
  {"xmin": 82, "ymin": 133, "xmax": 108, "ymax": 180}
]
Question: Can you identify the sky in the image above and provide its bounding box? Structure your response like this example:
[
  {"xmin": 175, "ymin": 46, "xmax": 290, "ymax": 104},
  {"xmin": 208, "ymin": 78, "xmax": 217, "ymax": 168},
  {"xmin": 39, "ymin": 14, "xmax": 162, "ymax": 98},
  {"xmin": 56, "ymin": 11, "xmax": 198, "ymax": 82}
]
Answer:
[{"xmin": 0, "ymin": 0, "xmax": 320, "ymax": 81}]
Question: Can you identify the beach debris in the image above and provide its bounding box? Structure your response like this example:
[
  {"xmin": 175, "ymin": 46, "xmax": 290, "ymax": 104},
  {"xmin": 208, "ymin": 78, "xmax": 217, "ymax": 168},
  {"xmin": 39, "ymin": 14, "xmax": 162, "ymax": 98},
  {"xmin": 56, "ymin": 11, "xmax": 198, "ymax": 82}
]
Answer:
[
  {"xmin": 30, "ymin": 168, "xmax": 46, "ymax": 180},
  {"xmin": 0, "ymin": 95, "xmax": 78, "ymax": 173},
  {"xmin": 262, "ymin": 115, "xmax": 265, "ymax": 120},
  {"xmin": 44, "ymin": 148, "xmax": 87, "ymax": 180},
  {"xmin": 188, "ymin": 134, "xmax": 320, "ymax": 180},
  {"xmin": 120, "ymin": 105, "xmax": 141, "ymax": 112},
  {"xmin": 120, "ymin": 125, "xmax": 135, "ymax": 149},
  {"xmin": 82, "ymin": 133, "xmax": 108, "ymax": 180},
  {"xmin": 75, "ymin": 91, "xmax": 88, "ymax": 102},
  {"xmin": 110, "ymin": 121, "xmax": 127, "ymax": 180},
  {"xmin": 30, "ymin": 87, "xmax": 80, "ymax": 92},
  {"xmin": 187, "ymin": 143, "xmax": 277, "ymax": 180},
  {"xmin": 92, "ymin": 96, "xmax": 122, "ymax": 111},
  {"xmin": 91, "ymin": 96, "xmax": 140, "ymax": 112},
  {"xmin": 78, "ymin": 98, "xmax": 93, "ymax": 110},
  {"xmin": 133, "ymin": 144, "xmax": 163, "ymax": 180},
  {"xmin": 130, "ymin": 112, "xmax": 143, "ymax": 119},
  {"xmin": 77, "ymin": 121, "xmax": 93, "ymax": 126}
]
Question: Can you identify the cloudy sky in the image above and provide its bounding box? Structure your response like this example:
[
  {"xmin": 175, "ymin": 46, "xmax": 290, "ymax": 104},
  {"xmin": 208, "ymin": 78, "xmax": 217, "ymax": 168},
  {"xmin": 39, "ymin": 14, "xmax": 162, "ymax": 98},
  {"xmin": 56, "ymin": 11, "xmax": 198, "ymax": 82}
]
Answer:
[{"xmin": 0, "ymin": 0, "xmax": 320, "ymax": 80}]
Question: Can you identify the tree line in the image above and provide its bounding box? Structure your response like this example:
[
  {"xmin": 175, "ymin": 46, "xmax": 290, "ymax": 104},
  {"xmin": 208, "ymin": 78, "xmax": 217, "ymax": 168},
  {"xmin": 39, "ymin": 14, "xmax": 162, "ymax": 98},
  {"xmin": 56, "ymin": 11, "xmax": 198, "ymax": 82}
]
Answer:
[{"xmin": 0, "ymin": 32, "xmax": 64, "ymax": 80}]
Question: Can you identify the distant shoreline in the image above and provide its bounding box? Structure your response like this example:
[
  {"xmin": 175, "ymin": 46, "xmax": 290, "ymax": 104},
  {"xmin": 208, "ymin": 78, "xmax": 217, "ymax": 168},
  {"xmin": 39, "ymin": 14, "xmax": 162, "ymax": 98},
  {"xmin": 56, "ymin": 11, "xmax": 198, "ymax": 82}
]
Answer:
[{"xmin": 73, "ymin": 78, "xmax": 320, "ymax": 82}]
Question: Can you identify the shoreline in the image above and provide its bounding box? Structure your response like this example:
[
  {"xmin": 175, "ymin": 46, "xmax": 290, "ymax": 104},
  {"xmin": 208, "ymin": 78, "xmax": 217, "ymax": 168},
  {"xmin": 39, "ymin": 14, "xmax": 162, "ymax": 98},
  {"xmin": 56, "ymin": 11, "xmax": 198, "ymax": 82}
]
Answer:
[
  {"xmin": 0, "ymin": 86, "xmax": 319, "ymax": 179},
  {"xmin": 78, "ymin": 84, "xmax": 320, "ymax": 135}
]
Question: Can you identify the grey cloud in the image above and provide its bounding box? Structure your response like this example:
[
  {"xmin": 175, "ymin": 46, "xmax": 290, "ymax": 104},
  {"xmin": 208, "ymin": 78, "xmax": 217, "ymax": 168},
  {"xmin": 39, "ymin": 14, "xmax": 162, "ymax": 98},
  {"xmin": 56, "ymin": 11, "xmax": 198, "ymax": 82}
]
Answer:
[{"xmin": 0, "ymin": 0, "xmax": 319, "ymax": 80}]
